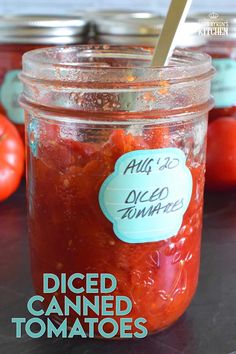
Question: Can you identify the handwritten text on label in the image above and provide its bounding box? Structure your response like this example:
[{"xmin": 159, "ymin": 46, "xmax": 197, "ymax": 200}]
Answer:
[{"xmin": 99, "ymin": 148, "xmax": 193, "ymax": 244}]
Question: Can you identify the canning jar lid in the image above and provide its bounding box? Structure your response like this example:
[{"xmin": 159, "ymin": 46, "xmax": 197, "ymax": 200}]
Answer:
[
  {"xmin": 0, "ymin": 15, "xmax": 89, "ymax": 44},
  {"xmin": 95, "ymin": 15, "xmax": 163, "ymax": 36},
  {"xmin": 85, "ymin": 9, "xmax": 156, "ymax": 20},
  {"xmin": 193, "ymin": 13, "xmax": 236, "ymax": 40},
  {"xmin": 95, "ymin": 14, "xmax": 207, "ymax": 47}
]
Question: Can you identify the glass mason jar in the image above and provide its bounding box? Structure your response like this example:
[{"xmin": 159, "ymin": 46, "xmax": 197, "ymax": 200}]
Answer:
[
  {"xmin": 0, "ymin": 15, "xmax": 88, "ymax": 141},
  {"xmin": 194, "ymin": 14, "xmax": 236, "ymax": 189},
  {"xmin": 20, "ymin": 46, "xmax": 214, "ymax": 337}
]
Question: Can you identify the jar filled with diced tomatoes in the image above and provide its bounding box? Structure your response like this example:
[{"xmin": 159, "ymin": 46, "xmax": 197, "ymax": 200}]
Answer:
[
  {"xmin": 20, "ymin": 45, "xmax": 214, "ymax": 337},
  {"xmin": 194, "ymin": 13, "xmax": 236, "ymax": 189},
  {"xmin": 0, "ymin": 15, "xmax": 88, "ymax": 141}
]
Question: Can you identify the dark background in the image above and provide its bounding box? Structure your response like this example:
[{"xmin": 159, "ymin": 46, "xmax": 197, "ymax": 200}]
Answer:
[{"xmin": 1, "ymin": 184, "xmax": 236, "ymax": 354}]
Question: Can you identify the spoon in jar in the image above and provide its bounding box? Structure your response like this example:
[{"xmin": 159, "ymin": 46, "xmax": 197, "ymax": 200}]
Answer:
[{"xmin": 151, "ymin": 0, "xmax": 192, "ymax": 67}]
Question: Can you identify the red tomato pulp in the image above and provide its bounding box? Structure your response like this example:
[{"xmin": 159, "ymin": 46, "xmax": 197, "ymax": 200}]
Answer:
[
  {"xmin": 206, "ymin": 48, "xmax": 236, "ymax": 189},
  {"xmin": 206, "ymin": 117, "xmax": 236, "ymax": 189},
  {"xmin": 28, "ymin": 120, "xmax": 204, "ymax": 335}
]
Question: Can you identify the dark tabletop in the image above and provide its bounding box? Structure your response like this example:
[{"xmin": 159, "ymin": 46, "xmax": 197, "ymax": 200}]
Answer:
[{"xmin": 1, "ymin": 184, "xmax": 236, "ymax": 354}]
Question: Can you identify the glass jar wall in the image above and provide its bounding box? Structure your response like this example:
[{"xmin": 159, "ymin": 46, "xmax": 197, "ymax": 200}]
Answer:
[
  {"xmin": 20, "ymin": 46, "xmax": 214, "ymax": 337},
  {"xmin": 194, "ymin": 14, "xmax": 236, "ymax": 189},
  {"xmin": 0, "ymin": 15, "xmax": 88, "ymax": 140}
]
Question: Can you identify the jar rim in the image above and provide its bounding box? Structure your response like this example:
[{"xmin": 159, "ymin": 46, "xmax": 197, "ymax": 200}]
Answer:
[
  {"xmin": 20, "ymin": 45, "xmax": 214, "ymax": 119},
  {"xmin": 21, "ymin": 45, "xmax": 213, "ymax": 86}
]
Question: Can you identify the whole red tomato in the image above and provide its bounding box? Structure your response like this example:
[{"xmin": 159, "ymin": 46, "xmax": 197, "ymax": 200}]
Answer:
[
  {"xmin": 206, "ymin": 117, "xmax": 236, "ymax": 190},
  {"xmin": 0, "ymin": 114, "xmax": 24, "ymax": 201}
]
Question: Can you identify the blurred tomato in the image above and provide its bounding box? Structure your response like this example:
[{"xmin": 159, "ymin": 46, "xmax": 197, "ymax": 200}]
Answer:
[
  {"xmin": 206, "ymin": 117, "xmax": 236, "ymax": 190},
  {"xmin": 0, "ymin": 114, "xmax": 24, "ymax": 201}
]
